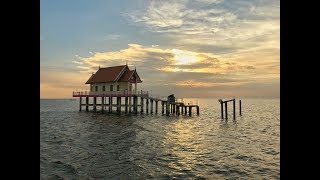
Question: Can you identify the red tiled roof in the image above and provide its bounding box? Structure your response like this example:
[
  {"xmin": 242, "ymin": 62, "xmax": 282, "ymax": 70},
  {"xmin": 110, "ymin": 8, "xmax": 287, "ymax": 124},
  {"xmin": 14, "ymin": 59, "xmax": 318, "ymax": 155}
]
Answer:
[
  {"xmin": 118, "ymin": 70, "xmax": 134, "ymax": 82},
  {"xmin": 85, "ymin": 65, "xmax": 142, "ymax": 84}
]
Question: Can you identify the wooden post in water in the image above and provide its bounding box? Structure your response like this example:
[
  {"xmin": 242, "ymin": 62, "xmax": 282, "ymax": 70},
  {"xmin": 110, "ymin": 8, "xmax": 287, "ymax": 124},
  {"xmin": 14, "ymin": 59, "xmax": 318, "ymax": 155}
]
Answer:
[
  {"xmin": 177, "ymin": 106, "xmax": 180, "ymax": 116},
  {"xmin": 239, "ymin": 100, "xmax": 242, "ymax": 116},
  {"xmin": 86, "ymin": 97, "xmax": 89, "ymax": 111},
  {"xmin": 166, "ymin": 101, "xmax": 170, "ymax": 116},
  {"xmin": 151, "ymin": 99, "xmax": 154, "ymax": 114},
  {"xmin": 134, "ymin": 96, "xmax": 138, "ymax": 114},
  {"xmin": 146, "ymin": 99, "xmax": 149, "ymax": 113},
  {"xmin": 196, "ymin": 106, "xmax": 199, "ymax": 115},
  {"xmin": 181, "ymin": 104, "xmax": 183, "ymax": 114},
  {"xmin": 116, "ymin": 97, "xmax": 120, "ymax": 113},
  {"xmin": 233, "ymin": 99, "xmax": 236, "ymax": 120},
  {"xmin": 101, "ymin": 97, "xmax": 104, "ymax": 112},
  {"xmin": 173, "ymin": 104, "xmax": 176, "ymax": 114},
  {"xmin": 220, "ymin": 101, "xmax": 224, "ymax": 119},
  {"xmin": 109, "ymin": 96, "xmax": 112, "ymax": 113},
  {"xmin": 189, "ymin": 106, "xmax": 192, "ymax": 116},
  {"xmin": 225, "ymin": 102, "xmax": 228, "ymax": 120},
  {"xmin": 184, "ymin": 106, "xmax": 187, "ymax": 115},
  {"xmin": 93, "ymin": 97, "xmax": 97, "ymax": 112},
  {"xmin": 155, "ymin": 101, "xmax": 158, "ymax": 114},
  {"xmin": 140, "ymin": 97, "xmax": 144, "ymax": 114},
  {"xmin": 79, "ymin": 97, "xmax": 82, "ymax": 111},
  {"xmin": 128, "ymin": 97, "xmax": 132, "ymax": 113},
  {"xmin": 125, "ymin": 97, "xmax": 128, "ymax": 113},
  {"xmin": 161, "ymin": 101, "xmax": 164, "ymax": 114}
]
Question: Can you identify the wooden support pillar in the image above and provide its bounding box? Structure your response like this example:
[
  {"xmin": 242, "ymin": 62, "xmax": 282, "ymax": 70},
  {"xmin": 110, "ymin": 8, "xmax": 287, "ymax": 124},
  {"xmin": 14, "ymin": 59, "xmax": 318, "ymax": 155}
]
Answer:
[
  {"xmin": 177, "ymin": 106, "xmax": 180, "ymax": 116},
  {"xmin": 129, "ymin": 97, "xmax": 132, "ymax": 113},
  {"xmin": 140, "ymin": 97, "xmax": 144, "ymax": 114},
  {"xmin": 79, "ymin": 97, "xmax": 82, "ymax": 111},
  {"xmin": 133, "ymin": 96, "xmax": 137, "ymax": 114},
  {"xmin": 116, "ymin": 97, "xmax": 120, "ymax": 113},
  {"xmin": 146, "ymin": 99, "xmax": 149, "ymax": 113},
  {"xmin": 155, "ymin": 101, "xmax": 158, "ymax": 114},
  {"xmin": 101, "ymin": 97, "xmax": 104, "ymax": 112},
  {"xmin": 125, "ymin": 97, "xmax": 128, "ymax": 113},
  {"xmin": 196, "ymin": 106, "xmax": 199, "ymax": 115},
  {"xmin": 150, "ymin": 100, "xmax": 154, "ymax": 114},
  {"xmin": 225, "ymin": 102, "xmax": 228, "ymax": 120},
  {"xmin": 233, "ymin": 99, "xmax": 236, "ymax": 120},
  {"xmin": 220, "ymin": 102, "xmax": 224, "ymax": 119},
  {"xmin": 85, "ymin": 97, "xmax": 89, "ymax": 111},
  {"xmin": 170, "ymin": 104, "xmax": 173, "ymax": 114},
  {"xmin": 166, "ymin": 101, "xmax": 170, "ymax": 116},
  {"xmin": 181, "ymin": 105, "xmax": 183, "ymax": 114},
  {"xmin": 93, "ymin": 97, "xmax": 97, "ymax": 112},
  {"xmin": 161, "ymin": 101, "xmax": 164, "ymax": 114},
  {"xmin": 184, "ymin": 106, "xmax": 187, "ymax": 115},
  {"xmin": 173, "ymin": 104, "xmax": 176, "ymax": 114},
  {"xmin": 188, "ymin": 106, "xmax": 192, "ymax": 116},
  {"xmin": 239, "ymin": 100, "xmax": 242, "ymax": 116},
  {"xmin": 109, "ymin": 96, "xmax": 112, "ymax": 113}
]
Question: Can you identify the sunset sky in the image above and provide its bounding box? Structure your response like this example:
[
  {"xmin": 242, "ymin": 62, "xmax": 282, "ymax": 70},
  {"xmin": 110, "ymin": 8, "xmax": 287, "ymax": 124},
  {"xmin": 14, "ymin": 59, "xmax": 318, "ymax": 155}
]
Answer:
[{"xmin": 40, "ymin": 0, "xmax": 279, "ymax": 98}]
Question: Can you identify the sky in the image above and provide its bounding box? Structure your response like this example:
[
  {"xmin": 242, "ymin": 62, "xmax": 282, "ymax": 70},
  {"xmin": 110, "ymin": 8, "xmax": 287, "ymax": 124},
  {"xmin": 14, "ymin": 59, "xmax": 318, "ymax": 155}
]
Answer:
[{"xmin": 40, "ymin": 0, "xmax": 279, "ymax": 99}]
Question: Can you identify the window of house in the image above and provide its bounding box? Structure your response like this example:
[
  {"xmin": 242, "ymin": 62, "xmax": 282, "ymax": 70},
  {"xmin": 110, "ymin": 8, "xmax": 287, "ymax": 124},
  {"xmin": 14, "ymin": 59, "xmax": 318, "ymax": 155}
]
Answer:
[
  {"xmin": 103, "ymin": 85, "xmax": 105, "ymax": 91},
  {"xmin": 117, "ymin": 85, "xmax": 120, "ymax": 91},
  {"xmin": 110, "ymin": 85, "xmax": 113, "ymax": 91},
  {"xmin": 90, "ymin": 85, "xmax": 93, "ymax": 91},
  {"xmin": 95, "ymin": 86, "xmax": 98, "ymax": 92}
]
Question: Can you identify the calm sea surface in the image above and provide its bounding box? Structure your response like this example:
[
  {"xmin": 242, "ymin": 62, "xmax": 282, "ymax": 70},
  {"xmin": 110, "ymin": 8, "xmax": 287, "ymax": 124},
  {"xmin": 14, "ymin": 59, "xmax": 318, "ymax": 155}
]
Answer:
[{"xmin": 40, "ymin": 98, "xmax": 280, "ymax": 179}]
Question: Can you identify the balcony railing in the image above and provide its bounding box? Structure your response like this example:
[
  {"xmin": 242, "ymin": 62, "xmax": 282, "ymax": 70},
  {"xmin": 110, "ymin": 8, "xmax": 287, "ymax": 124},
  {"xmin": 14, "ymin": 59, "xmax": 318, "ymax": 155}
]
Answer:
[{"xmin": 72, "ymin": 90, "xmax": 149, "ymax": 96}]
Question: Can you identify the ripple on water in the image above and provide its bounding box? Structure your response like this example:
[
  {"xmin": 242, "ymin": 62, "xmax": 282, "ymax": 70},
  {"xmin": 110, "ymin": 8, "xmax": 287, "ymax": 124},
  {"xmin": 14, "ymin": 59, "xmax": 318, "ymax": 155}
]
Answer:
[{"xmin": 40, "ymin": 98, "xmax": 280, "ymax": 179}]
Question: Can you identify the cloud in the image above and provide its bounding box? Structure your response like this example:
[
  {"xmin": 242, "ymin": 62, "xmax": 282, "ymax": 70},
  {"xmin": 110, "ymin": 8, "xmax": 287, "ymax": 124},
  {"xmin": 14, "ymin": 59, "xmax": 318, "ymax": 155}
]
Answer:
[
  {"xmin": 104, "ymin": 34, "xmax": 121, "ymax": 40},
  {"xmin": 126, "ymin": 0, "xmax": 279, "ymax": 55}
]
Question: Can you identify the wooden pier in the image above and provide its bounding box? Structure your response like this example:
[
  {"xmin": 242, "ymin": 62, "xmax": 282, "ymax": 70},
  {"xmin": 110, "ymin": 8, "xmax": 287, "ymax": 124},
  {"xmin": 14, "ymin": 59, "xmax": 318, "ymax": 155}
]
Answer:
[{"xmin": 73, "ymin": 91, "xmax": 199, "ymax": 116}]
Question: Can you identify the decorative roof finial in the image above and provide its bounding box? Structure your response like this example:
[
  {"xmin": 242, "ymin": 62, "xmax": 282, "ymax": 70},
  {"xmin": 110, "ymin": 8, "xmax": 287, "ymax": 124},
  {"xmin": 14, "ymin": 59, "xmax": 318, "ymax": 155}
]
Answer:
[
  {"xmin": 126, "ymin": 61, "xmax": 128, "ymax": 66},
  {"xmin": 98, "ymin": 66, "xmax": 100, "ymax": 69},
  {"xmin": 135, "ymin": 66, "xmax": 136, "ymax": 71}
]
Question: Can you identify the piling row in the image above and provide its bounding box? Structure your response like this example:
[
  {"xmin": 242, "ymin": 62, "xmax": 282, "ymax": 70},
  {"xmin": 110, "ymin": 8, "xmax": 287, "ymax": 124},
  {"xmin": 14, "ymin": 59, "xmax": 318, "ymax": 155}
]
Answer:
[{"xmin": 78, "ymin": 95, "xmax": 200, "ymax": 117}]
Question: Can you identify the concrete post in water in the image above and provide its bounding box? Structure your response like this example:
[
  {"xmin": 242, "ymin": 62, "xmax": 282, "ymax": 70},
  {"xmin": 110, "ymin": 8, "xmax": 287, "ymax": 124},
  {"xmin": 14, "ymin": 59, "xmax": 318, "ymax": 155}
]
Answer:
[
  {"xmin": 101, "ymin": 97, "xmax": 104, "ymax": 112},
  {"xmin": 189, "ymin": 106, "xmax": 192, "ymax": 116},
  {"xmin": 146, "ymin": 99, "xmax": 149, "ymax": 113},
  {"xmin": 239, "ymin": 100, "xmax": 242, "ymax": 116},
  {"xmin": 155, "ymin": 101, "xmax": 158, "ymax": 114},
  {"xmin": 125, "ymin": 97, "xmax": 128, "ymax": 113},
  {"xmin": 196, "ymin": 106, "xmax": 199, "ymax": 115},
  {"xmin": 233, "ymin": 99, "xmax": 236, "ymax": 120},
  {"xmin": 79, "ymin": 97, "xmax": 82, "ymax": 111},
  {"xmin": 140, "ymin": 97, "xmax": 144, "ymax": 114},
  {"xmin": 151, "ymin": 99, "xmax": 154, "ymax": 114},
  {"xmin": 86, "ymin": 97, "xmax": 89, "ymax": 111},
  {"xmin": 225, "ymin": 102, "xmax": 228, "ymax": 120}
]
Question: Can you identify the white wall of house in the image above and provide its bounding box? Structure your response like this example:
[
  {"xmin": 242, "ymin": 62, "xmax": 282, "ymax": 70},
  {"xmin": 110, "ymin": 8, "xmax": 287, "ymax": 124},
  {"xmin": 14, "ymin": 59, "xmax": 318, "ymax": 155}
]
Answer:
[{"xmin": 90, "ymin": 82, "xmax": 133, "ymax": 94}]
